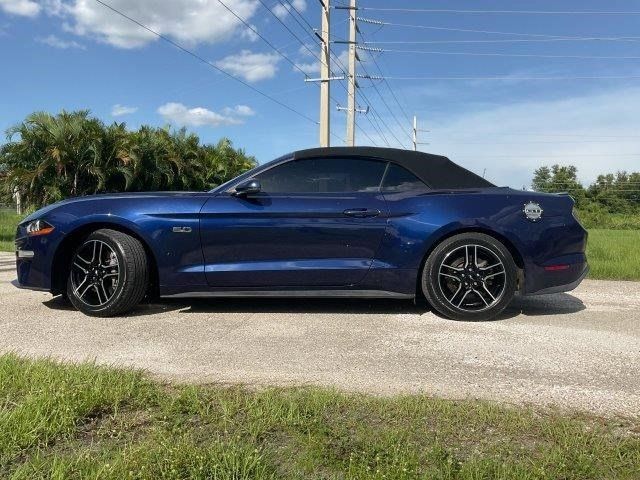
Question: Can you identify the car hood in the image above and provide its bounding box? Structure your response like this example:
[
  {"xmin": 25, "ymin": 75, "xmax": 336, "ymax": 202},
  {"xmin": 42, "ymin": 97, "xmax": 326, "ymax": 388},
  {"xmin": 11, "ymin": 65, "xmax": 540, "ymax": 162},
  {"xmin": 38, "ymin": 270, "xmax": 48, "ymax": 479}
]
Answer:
[{"xmin": 21, "ymin": 191, "xmax": 205, "ymax": 224}]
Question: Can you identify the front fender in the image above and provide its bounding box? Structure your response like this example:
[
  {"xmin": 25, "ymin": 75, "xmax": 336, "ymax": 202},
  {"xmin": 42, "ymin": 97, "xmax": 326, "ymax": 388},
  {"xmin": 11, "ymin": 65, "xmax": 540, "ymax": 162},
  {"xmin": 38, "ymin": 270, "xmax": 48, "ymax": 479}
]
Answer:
[{"xmin": 22, "ymin": 193, "xmax": 209, "ymax": 293}]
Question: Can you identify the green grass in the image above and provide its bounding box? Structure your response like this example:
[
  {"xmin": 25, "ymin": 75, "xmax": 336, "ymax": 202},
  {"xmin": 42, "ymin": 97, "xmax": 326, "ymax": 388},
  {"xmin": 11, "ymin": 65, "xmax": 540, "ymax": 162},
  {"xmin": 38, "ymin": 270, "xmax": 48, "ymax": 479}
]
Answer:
[
  {"xmin": 586, "ymin": 229, "xmax": 640, "ymax": 281},
  {"xmin": 0, "ymin": 210, "xmax": 21, "ymax": 252},
  {"xmin": 1, "ymin": 211, "xmax": 638, "ymax": 281},
  {"xmin": 0, "ymin": 354, "xmax": 639, "ymax": 479},
  {"xmin": 576, "ymin": 210, "xmax": 640, "ymax": 230}
]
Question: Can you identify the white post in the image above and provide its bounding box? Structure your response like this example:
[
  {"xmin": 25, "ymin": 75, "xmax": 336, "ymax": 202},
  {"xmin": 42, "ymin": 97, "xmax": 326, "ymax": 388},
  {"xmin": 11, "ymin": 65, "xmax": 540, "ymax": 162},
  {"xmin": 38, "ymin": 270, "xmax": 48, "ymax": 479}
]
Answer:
[
  {"xmin": 412, "ymin": 115, "xmax": 417, "ymax": 151},
  {"xmin": 14, "ymin": 187, "xmax": 22, "ymax": 215},
  {"xmin": 346, "ymin": 0, "xmax": 357, "ymax": 146},
  {"xmin": 319, "ymin": 0, "xmax": 331, "ymax": 147}
]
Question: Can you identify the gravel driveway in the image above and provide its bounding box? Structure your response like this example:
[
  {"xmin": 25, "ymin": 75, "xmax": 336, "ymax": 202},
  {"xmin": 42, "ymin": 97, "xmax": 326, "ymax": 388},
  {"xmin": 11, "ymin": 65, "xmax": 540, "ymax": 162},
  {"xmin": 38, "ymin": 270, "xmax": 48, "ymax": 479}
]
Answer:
[{"xmin": 1, "ymin": 252, "xmax": 638, "ymax": 416}]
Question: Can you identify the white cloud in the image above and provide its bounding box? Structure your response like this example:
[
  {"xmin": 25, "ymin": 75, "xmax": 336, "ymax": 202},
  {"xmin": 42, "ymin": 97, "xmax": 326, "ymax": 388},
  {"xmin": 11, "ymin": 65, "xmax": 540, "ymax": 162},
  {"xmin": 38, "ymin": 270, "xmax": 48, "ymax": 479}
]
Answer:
[
  {"xmin": 273, "ymin": 0, "xmax": 306, "ymax": 19},
  {"xmin": 402, "ymin": 86, "xmax": 640, "ymax": 187},
  {"xmin": 294, "ymin": 60, "xmax": 320, "ymax": 75},
  {"xmin": 111, "ymin": 104, "xmax": 138, "ymax": 117},
  {"xmin": 298, "ymin": 43, "xmax": 315, "ymax": 57},
  {"xmin": 215, "ymin": 50, "xmax": 281, "ymax": 82},
  {"xmin": 36, "ymin": 34, "xmax": 85, "ymax": 49},
  {"xmin": 157, "ymin": 102, "xmax": 254, "ymax": 127},
  {"xmin": 240, "ymin": 24, "xmax": 258, "ymax": 42},
  {"xmin": 0, "ymin": 0, "xmax": 40, "ymax": 16},
  {"xmin": 222, "ymin": 105, "xmax": 255, "ymax": 117},
  {"xmin": 17, "ymin": 0, "xmax": 258, "ymax": 49}
]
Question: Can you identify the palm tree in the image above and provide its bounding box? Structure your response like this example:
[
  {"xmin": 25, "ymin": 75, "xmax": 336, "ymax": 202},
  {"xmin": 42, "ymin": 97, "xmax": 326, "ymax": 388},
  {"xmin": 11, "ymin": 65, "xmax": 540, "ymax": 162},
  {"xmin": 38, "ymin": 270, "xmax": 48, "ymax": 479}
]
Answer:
[{"xmin": 1, "ymin": 110, "xmax": 257, "ymax": 209}]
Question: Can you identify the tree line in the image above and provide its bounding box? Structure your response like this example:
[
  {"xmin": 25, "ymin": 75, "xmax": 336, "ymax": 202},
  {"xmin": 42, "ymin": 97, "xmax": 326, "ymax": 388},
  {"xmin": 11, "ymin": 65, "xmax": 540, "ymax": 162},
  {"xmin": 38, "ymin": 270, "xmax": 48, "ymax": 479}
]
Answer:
[
  {"xmin": 532, "ymin": 164, "xmax": 640, "ymax": 215},
  {"xmin": 0, "ymin": 110, "xmax": 256, "ymax": 210}
]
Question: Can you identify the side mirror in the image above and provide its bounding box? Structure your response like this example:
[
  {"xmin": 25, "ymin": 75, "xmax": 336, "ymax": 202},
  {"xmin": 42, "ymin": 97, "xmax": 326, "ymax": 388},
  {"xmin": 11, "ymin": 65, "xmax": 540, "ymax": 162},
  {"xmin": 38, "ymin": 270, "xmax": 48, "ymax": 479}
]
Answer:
[{"xmin": 233, "ymin": 179, "xmax": 261, "ymax": 196}]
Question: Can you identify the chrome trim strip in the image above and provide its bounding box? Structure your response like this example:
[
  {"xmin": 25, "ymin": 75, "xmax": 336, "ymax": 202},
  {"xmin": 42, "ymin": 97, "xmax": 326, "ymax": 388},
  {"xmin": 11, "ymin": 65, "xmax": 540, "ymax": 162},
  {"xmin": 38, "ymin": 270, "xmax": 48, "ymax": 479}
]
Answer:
[
  {"xmin": 16, "ymin": 250, "xmax": 34, "ymax": 259},
  {"xmin": 163, "ymin": 290, "xmax": 414, "ymax": 299}
]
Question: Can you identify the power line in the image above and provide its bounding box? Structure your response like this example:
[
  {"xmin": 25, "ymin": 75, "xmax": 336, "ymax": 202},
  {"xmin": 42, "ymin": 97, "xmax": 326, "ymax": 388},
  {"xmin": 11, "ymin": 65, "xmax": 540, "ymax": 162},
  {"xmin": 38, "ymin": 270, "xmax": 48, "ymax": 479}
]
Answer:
[
  {"xmin": 166, "ymin": 36, "xmax": 306, "ymax": 98},
  {"xmin": 355, "ymin": 52, "xmax": 412, "ymax": 145},
  {"xmin": 319, "ymin": 4, "xmax": 422, "ymax": 146},
  {"xmin": 283, "ymin": 0, "xmax": 318, "ymax": 32},
  {"xmin": 324, "ymin": 29, "xmax": 396, "ymax": 147},
  {"xmin": 358, "ymin": 47, "xmax": 640, "ymax": 60},
  {"xmin": 301, "ymin": 3, "xmax": 395, "ymax": 146},
  {"xmin": 265, "ymin": 1, "xmax": 354, "ymax": 144},
  {"xmin": 366, "ymin": 111, "xmax": 391, "ymax": 146},
  {"xmin": 358, "ymin": 63, "xmax": 411, "ymax": 147},
  {"xmin": 217, "ymin": 0, "xmax": 311, "ymax": 78},
  {"xmin": 357, "ymin": 7, "xmax": 640, "ymax": 15},
  {"xmin": 357, "ymin": 18, "xmax": 640, "ymax": 41},
  {"xmin": 450, "ymin": 153, "xmax": 640, "ymax": 158},
  {"xmin": 337, "ymin": 19, "xmax": 411, "ymax": 147},
  {"xmin": 224, "ymin": 0, "xmax": 349, "ymax": 144},
  {"xmin": 358, "ymin": 74, "xmax": 640, "ymax": 81},
  {"xmin": 329, "ymin": 49, "xmax": 388, "ymax": 146},
  {"xmin": 220, "ymin": 0, "xmax": 347, "ymax": 145},
  {"xmin": 356, "ymin": 28, "xmax": 412, "ymax": 125},
  {"xmin": 355, "ymin": 62, "xmax": 408, "ymax": 148},
  {"xmin": 258, "ymin": 0, "xmax": 321, "ymax": 64},
  {"xmin": 432, "ymin": 133, "xmax": 640, "ymax": 139},
  {"xmin": 334, "ymin": 49, "xmax": 388, "ymax": 147},
  {"xmin": 361, "ymin": 37, "xmax": 640, "ymax": 45},
  {"xmin": 266, "ymin": 0, "xmax": 381, "ymax": 146},
  {"xmin": 91, "ymin": 0, "xmax": 318, "ymax": 125},
  {"xmin": 354, "ymin": 119, "xmax": 379, "ymax": 146},
  {"xmin": 430, "ymin": 140, "xmax": 640, "ymax": 144}
]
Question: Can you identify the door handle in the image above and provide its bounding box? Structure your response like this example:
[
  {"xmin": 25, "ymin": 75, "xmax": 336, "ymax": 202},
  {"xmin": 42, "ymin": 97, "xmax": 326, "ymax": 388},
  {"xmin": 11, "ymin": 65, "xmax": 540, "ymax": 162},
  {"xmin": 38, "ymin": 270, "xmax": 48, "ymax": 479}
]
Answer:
[{"xmin": 343, "ymin": 208, "xmax": 381, "ymax": 218}]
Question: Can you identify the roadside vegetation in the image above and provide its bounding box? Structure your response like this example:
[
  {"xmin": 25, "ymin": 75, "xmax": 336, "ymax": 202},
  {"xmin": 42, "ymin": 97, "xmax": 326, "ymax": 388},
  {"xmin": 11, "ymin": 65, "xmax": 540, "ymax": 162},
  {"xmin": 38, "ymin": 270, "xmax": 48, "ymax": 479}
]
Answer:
[
  {"xmin": 0, "ymin": 353, "xmax": 638, "ymax": 479},
  {"xmin": 0, "ymin": 110, "xmax": 256, "ymax": 211},
  {"xmin": 0, "ymin": 210, "xmax": 20, "ymax": 252},
  {"xmin": 532, "ymin": 164, "xmax": 640, "ymax": 229},
  {"xmin": 587, "ymin": 230, "xmax": 640, "ymax": 281}
]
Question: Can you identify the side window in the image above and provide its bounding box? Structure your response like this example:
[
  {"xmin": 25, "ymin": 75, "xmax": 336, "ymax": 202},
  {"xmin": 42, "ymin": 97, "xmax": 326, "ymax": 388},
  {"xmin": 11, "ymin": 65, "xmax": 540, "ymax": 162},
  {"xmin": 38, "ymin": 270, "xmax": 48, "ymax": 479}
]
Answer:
[
  {"xmin": 382, "ymin": 164, "xmax": 428, "ymax": 192},
  {"xmin": 256, "ymin": 158, "xmax": 386, "ymax": 193}
]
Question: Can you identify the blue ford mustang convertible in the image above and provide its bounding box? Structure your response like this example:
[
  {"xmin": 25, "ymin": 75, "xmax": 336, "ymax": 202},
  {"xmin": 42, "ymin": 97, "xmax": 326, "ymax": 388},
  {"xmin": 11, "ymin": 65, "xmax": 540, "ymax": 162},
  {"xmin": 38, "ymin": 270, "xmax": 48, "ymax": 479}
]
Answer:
[{"xmin": 15, "ymin": 147, "xmax": 588, "ymax": 321}]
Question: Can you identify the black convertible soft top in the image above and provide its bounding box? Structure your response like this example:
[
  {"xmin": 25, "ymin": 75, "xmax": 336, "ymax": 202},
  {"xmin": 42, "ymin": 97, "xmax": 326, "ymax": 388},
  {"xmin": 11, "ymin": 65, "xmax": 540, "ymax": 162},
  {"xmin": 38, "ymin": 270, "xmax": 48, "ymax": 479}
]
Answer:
[{"xmin": 292, "ymin": 147, "xmax": 494, "ymax": 190}]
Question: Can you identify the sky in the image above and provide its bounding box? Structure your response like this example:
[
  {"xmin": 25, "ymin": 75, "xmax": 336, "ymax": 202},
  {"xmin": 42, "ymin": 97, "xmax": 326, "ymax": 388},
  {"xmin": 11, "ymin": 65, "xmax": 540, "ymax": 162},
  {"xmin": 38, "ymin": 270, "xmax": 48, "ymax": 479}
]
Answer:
[{"xmin": 0, "ymin": 0, "xmax": 639, "ymax": 188}]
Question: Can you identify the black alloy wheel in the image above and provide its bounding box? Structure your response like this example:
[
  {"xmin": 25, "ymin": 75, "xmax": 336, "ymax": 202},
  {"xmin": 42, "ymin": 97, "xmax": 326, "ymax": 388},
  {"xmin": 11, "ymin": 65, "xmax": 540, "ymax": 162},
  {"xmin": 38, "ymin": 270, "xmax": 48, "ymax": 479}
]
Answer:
[
  {"xmin": 67, "ymin": 229, "xmax": 148, "ymax": 316},
  {"xmin": 422, "ymin": 232, "xmax": 517, "ymax": 321}
]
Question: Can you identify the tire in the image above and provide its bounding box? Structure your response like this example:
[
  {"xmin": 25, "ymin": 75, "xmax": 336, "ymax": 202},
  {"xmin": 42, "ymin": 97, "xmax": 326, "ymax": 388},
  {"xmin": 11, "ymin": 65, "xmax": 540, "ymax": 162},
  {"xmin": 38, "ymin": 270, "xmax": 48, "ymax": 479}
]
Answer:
[
  {"xmin": 421, "ymin": 232, "xmax": 517, "ymax": 321},
  {"xmin": 66, "ymin": 229, "xmax": 148, "ymax": 317}
]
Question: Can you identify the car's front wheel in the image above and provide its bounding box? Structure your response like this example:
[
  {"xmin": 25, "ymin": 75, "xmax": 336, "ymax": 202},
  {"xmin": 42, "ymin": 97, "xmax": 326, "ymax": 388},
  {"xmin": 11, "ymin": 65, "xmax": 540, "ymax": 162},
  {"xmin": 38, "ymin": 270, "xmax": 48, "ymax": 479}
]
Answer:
[
  {"xmin": 67, "ymin": 229, "xmax": 148, "ymax": 317},
  {"xmin": 421, "ymin": 232, "xmax": 517, "ymax": 321}
]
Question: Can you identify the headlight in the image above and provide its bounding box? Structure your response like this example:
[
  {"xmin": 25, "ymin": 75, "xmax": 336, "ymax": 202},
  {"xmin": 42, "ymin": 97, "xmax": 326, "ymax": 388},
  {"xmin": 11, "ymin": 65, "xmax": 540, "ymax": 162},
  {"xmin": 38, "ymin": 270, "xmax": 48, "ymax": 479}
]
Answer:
[{"xmin": 25, "ymin": 219, "xmax": 55, "ymax": 236}]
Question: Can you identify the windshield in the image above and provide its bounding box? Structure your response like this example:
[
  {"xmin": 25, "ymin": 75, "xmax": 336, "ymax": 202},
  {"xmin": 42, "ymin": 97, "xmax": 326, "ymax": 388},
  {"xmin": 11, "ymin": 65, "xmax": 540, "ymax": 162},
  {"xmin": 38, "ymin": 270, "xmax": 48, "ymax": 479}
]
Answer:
[{"xmin": 208, "ymin": 153, "xmax": 293, "ymax": 193}]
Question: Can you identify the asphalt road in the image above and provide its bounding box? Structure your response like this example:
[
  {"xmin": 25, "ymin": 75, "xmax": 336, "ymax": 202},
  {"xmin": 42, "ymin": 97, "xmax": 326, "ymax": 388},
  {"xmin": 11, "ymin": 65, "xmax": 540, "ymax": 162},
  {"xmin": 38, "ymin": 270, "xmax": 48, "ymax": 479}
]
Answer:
[{"xmin": 1, "ymin": 252, "xmax": 638, "ymax": 416}]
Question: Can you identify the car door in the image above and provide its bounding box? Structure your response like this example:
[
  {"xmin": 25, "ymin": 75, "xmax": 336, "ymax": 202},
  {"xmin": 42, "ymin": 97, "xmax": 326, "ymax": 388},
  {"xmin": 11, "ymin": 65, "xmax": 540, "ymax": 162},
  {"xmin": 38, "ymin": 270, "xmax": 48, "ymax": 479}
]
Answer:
[{"xmin": 200, "ymin": 157, "xmax": 389, "ymax": 288}]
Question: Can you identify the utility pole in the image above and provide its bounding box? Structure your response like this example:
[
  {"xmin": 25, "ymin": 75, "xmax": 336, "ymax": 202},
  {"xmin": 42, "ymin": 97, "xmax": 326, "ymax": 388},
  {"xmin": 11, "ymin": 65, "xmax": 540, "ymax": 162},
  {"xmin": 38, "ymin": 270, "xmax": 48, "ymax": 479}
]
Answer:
[
  {"xmin": 319, "ymin": 0, "xmax": 331, "ymax": 147},
  {"xmin": 412, "ymin": 115, "xmax": 417, "ymax": 151},
  {"xmin": 346, "ymin": 0, "xmax": 357, "ymax": 146},
  {"xmin": 412, "ymin": 115, "xmax": 430, "ymax": 151}
]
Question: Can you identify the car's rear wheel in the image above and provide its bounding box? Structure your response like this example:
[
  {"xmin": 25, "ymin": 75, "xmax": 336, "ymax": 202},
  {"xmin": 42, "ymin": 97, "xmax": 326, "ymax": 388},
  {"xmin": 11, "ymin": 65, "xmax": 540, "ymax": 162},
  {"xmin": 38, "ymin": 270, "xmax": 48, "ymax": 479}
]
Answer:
[
  {"xmin": 66, "ymin": 229, "xmax": 148, "ymax": 317},
  {"xmin": 421, "ymin": 232, "xmax": 517, "ymax": 321}
]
